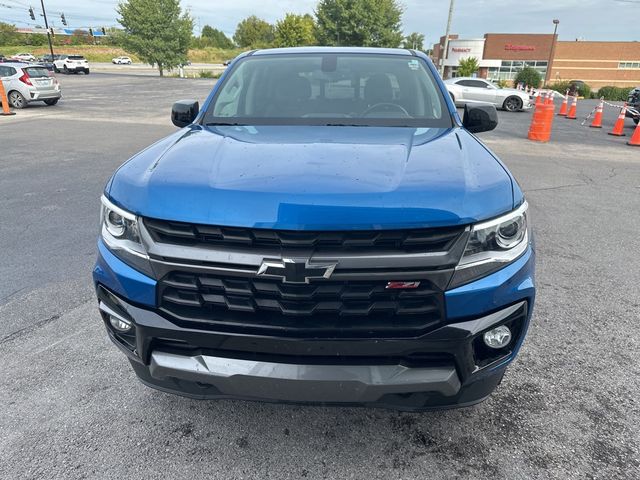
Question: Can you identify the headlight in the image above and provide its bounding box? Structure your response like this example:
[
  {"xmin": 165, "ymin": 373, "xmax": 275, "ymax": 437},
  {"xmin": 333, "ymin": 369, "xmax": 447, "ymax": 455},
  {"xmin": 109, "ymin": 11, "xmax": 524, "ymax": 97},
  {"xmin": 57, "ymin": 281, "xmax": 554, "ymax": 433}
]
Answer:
[
  {"xmin": 449, "ymin": 202, "xmax": 529, "ymax": 288},
  {"xmin": 100, "ymin": 196, "xmax": 153, "ymax": 276}
]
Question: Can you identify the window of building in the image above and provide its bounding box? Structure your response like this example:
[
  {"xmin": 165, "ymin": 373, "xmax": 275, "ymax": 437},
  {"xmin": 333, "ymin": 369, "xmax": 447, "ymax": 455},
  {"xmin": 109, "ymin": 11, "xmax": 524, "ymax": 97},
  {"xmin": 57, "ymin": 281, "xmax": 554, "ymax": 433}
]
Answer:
[
  {"xmin": 487, "ymin": 60, "xmax": 548, "ymax": 81},
  {"xmin": 619, "ymin": 62, "xmax": 640, "ymax": 69}
]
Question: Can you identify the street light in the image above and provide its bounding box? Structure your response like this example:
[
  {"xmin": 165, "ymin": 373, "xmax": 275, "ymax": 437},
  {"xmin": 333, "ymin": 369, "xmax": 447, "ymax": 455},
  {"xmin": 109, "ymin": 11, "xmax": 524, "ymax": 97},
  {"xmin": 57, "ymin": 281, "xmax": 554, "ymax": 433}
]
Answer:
[{"xmin": 545, "ymin": 19, "xmax": 560, "ymax": 86}]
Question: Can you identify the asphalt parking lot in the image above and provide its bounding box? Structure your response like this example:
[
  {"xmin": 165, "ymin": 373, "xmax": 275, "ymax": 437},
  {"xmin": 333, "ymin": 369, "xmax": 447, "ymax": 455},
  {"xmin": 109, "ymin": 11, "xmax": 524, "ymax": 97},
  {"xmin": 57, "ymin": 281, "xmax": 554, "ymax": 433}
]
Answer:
[{"xmin": 1, "ymin": 73, "xmax": 639, "ymax": 480}]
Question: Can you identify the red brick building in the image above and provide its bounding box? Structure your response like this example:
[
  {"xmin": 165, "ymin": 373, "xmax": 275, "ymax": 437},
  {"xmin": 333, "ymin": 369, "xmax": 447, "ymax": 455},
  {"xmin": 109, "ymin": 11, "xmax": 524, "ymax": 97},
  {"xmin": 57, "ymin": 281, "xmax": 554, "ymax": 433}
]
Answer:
[{"xmin": 432, "ymin": 33, "xmax": 640, "ymax": 90}]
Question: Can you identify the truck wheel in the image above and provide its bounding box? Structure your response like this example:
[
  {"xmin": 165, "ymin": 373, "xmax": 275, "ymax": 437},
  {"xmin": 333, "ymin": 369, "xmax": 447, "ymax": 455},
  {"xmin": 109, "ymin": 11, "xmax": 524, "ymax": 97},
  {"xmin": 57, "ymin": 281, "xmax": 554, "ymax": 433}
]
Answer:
[
  {"xmin": 85, "ymin": 69, "xmax": 90, "ymax": 75},
  {"xmin": 503, "ymin": 96, "xmax": 523, "ymax": 112},
  {"xmin": 8, "ymin": 90, "xmax": 26, "ymax": 109},
  {"xmin": 53, "ymin": 65, "xmax": 59, "ymax": 73},
  {"xmin": 63, "ymin": 65, "xmax": 68, "ymax": 74}
]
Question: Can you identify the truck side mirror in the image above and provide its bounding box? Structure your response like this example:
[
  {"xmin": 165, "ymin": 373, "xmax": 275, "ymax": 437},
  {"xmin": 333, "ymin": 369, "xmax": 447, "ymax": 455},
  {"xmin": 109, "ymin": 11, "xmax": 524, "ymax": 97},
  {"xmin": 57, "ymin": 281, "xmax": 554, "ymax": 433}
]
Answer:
[
  {"xmin": 462, "ymin": 104, "xmax": 498, "ymax": 133},
  {"xmin": 171, "ymin": 100, "xmax": 199, "ymax": 127}
]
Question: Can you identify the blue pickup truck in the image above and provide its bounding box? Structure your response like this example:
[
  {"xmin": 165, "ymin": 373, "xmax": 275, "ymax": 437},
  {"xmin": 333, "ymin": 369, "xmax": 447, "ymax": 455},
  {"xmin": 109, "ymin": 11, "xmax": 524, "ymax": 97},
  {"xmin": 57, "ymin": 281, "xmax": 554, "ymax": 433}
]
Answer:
[{"xmin": 94, "ymin": 47, "xmax": 535, "ymax": 411}]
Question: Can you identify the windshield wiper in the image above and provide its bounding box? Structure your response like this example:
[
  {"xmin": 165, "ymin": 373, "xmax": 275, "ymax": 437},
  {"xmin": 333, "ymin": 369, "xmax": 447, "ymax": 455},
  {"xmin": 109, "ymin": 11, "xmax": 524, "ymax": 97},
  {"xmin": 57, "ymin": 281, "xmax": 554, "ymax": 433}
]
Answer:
[{"xmin": 205, "ymin": 122, "xmax": 247, "ymax": 126}]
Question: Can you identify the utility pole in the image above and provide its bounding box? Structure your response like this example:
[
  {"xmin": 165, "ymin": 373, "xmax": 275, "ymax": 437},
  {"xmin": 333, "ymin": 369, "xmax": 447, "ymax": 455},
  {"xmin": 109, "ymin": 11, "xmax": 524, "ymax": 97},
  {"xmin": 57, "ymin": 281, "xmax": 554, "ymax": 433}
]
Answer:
[
  {"xmin": 545, "ymin": 19, "xmax": 560, "ymax": 86},
  {"xmin": 39, "ymin": 0, "xmax": 55, "ymax": 61},
  {"xmin": 439, "ymin": 0, "xmax": 455, "ymax": 78}
]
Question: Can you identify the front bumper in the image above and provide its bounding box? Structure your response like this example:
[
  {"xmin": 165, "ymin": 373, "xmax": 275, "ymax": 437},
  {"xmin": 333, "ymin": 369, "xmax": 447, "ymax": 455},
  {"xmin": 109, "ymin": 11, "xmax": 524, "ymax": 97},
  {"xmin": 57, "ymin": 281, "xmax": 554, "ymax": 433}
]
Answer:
[{"xmin": 94, "ymin": 239, "xmax": 535, "ymax": 410}]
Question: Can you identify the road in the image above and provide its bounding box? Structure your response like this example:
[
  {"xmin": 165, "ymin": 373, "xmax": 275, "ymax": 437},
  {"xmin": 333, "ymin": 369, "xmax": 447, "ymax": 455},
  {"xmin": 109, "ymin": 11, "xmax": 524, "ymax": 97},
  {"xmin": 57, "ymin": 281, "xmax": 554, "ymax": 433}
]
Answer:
[{"xmin": 1, "ymin": 73, "xmax": 639, "ymax": 480}]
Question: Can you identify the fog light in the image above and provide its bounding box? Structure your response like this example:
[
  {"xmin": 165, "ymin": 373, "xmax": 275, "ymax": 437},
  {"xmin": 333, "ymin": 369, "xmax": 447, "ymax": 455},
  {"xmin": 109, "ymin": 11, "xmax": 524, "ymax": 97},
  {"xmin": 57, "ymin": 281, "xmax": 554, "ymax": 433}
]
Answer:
[
  {"xmin": 109, "ymin": 315, "xmax": 132, "ymax": 332},
  {"xmin": 483, "ymin": 325, "xmax": 512, "ymax": 349}
]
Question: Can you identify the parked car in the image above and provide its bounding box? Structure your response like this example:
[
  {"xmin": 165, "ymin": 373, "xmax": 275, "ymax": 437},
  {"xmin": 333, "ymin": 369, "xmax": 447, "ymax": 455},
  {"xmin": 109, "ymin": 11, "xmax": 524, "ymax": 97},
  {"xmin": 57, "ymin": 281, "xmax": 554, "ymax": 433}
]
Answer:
[
  {"xmin": 445, "ymin": 77, "xmax": 533, "ymax": 112},
  {"xmin": 32, "ymin": 62, "xmax": 54, "ymax": 72},
  {"xmin": 626, "ymin": 86, "xmax": 640, "ymax": 125},
  {"xmin": 94, "ymin": 47, "xmax": 535, "ymax": 411},
  {"xmin": 39, "ymin": 54, "xmax": 62, "ymax": 63},
  {"xmin": 53, "ymin": 55, "xmax": 90, "ymax": 74},
  {"xmin": 112, "ymin": 56, "xmax": 132, "ymax": 65},
  {"xmin": 10, "ymin": 53, "xmax": 36, "ymax": 62},
  {"xmin": 0, "ymin": 62, "xmax": 61, "ymax": 108},
  {"xmin": 0, "ymin": 54, "xmax": 6, "ymax": 63}
]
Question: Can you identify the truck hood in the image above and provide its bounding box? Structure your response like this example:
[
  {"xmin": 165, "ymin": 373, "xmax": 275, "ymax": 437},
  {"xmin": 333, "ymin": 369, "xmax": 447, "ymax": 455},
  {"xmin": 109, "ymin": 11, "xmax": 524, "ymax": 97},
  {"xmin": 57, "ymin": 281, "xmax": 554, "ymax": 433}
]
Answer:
[{"xmin": 108, "ymin": 125, "xmax": 515, "ymax": 230}]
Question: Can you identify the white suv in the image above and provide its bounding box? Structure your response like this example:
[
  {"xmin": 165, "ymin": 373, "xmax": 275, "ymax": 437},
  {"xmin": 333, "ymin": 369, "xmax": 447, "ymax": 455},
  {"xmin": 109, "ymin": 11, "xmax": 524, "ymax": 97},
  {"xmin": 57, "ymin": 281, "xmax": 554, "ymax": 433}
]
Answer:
[
  {"xmin": 53, "ymin": 55, "xmax": 90, "ymax": 74},
  {"xmin": 112, "ymin": 56, "xmax": 132, "ymax": 65},
  {"xmin": 0, "ymin": 63, "xmax": 61, "ymax": 108}
]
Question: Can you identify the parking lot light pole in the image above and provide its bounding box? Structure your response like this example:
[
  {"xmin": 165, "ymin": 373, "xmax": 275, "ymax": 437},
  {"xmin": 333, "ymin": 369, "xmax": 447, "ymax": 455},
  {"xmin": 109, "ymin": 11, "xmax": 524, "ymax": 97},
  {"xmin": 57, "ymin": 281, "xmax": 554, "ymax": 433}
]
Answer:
[
  {"xmin": 39, "ymin": 0, "xmax": 55, "ymax": 61},
  {"xmin": 439, "ymin": 0, "xmax": 456, "ymax": 78},
  {"xmin": 545, "ymin": 19, "xmax": 560, "ymax": 86}
]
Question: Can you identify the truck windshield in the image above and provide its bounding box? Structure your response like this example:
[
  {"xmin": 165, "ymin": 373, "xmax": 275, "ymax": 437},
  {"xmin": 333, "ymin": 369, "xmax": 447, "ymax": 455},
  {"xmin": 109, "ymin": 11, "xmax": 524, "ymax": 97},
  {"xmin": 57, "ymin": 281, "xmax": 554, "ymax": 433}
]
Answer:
[{"xmin": 203, "ymin": 53, "xmax": 451, "ymax": 128}]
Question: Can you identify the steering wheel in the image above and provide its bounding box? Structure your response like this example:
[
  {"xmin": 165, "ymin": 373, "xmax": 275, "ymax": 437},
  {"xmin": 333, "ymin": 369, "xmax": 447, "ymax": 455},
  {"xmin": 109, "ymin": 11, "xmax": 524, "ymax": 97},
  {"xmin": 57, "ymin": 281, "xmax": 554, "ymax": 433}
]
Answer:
[{"xmin": 362, "ymin": 102, "xmax": 410, "ymax": 117}]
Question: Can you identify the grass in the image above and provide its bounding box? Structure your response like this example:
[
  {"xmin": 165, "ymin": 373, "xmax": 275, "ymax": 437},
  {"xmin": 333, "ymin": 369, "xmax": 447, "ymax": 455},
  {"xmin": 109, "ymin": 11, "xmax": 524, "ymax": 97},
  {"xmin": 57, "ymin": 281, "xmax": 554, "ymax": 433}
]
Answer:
[{"xmin": 0, "ymin": 44, "xmax": 243, "ymax": 64}]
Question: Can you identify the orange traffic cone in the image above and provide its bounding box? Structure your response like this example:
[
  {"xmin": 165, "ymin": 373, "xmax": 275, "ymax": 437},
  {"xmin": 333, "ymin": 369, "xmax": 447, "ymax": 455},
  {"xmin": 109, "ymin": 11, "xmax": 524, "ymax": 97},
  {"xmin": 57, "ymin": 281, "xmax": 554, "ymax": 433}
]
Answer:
[
  {"xmin": 0, "ymin": 79, "xmax": 16, "ymax": 116},
  {"xmin": 566, "ymin": 96, "xmax": 578, "ymax": 119},
  {"xmin": 557, "ymin": 91, "xmax": 569, "ymax": 116},
  {"xmin": 608, "ymin": 104, "xmax": 627, "ymax": 136},
  {"xmin": 590, "ymin": 99, "xmax": 604, "ymax": 128},
  {"xmin": 528, "ymin": 103, "xmax": 555, "ymax": 142},
  {"xmin": 627, "ymin": 120, "xmax": 640, "ymax": 146},
  {"xmin": 535, "ymin": 90, "xmax": 542, "ymax": 106}
]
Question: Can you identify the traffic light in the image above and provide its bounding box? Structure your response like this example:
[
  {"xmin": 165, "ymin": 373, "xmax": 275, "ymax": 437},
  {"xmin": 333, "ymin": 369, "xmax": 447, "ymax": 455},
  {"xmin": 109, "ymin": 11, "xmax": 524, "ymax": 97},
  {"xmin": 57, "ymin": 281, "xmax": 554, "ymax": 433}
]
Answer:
[
  {"xmin": 49, "ymin": 27, "xmax": 54, "ymax": 37},
  {"xmin": 29, "ymin": 7, "xmax": 35, "ymax": 20},
  {"xmin": 61, "ymin": 13, "xmax": 67, "ymax": 26},
  {"xmin": 88, "ymin": 28, "xmax": 93, "ymax": 36}
]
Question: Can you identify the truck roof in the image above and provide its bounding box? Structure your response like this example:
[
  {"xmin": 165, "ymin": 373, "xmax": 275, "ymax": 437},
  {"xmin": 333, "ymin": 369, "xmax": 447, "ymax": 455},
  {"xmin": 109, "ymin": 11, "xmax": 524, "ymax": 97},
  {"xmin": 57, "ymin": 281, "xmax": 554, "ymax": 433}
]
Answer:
[{"xmin": 251, "ymin": 46, "xmax": 415, "ymax": 56}]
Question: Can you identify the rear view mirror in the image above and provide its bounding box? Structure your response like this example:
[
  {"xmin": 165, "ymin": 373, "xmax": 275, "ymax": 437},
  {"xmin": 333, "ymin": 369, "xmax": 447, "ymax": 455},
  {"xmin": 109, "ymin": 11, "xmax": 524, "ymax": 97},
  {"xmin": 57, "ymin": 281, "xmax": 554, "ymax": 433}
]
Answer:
[
  {"xmin": 462, "ymin": 104, "xmax": 498, "ymax": 134},
  {"xmin": 171, "ymin": 100, "xmax": 199, "ymax": 127}
]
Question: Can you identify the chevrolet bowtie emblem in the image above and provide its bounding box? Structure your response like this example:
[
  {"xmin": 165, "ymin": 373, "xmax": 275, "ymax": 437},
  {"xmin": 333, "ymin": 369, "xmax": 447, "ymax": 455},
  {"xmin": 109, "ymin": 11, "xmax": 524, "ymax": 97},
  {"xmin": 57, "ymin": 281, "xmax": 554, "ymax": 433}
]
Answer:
[{"xmin": 257, "ymin": 258, "xmax": 337, "ymax": 284}]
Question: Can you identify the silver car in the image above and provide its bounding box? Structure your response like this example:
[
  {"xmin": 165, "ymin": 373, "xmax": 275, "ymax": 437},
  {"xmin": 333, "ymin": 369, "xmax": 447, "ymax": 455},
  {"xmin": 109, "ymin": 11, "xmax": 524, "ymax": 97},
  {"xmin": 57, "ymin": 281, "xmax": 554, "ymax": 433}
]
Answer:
[
  {"xmin": 0, "ymin": 63, "xmax": 61, "ymax": 108},
  {"xmin": 444, "ymin": 77, "xmax": 532, "ymax": 112}
]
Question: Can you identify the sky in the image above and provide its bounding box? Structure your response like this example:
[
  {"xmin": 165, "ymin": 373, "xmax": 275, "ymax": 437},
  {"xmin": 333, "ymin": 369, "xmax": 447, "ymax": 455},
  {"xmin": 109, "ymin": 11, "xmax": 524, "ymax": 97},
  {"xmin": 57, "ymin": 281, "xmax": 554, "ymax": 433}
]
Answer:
[{"xmin": 1, "ymin": 0, "xmax": 639, "ymax": 46}]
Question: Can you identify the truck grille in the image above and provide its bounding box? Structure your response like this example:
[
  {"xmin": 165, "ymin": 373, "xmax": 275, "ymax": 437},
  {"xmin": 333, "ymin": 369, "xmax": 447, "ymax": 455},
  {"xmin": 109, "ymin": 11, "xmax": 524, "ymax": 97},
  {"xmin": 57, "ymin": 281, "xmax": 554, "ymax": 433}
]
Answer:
[
  {"xmin": 158, "ymin": 272, "xmax": 445, "ymax": 338},
  {"xmin": 144, "ymin": 218, "xmax": 464, "ymax": 253}
]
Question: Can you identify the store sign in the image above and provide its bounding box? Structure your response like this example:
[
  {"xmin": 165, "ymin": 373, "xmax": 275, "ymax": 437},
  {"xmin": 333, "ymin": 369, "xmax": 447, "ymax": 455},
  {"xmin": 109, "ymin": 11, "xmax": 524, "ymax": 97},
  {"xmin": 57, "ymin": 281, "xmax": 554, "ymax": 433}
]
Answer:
[
  {"xmin": 451, "ymin": 47, "xmax": 471, "ymax": 53},
  {"xmin": 505, "ymin": 44, "xmax": 536, "ymax": 51}
]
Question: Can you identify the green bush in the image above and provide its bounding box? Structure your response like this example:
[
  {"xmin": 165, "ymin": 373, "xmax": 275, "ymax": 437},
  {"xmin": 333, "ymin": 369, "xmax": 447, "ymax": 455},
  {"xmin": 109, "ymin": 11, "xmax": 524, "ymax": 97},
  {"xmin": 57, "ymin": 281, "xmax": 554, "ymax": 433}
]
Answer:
[
  {"xmin": 198, "ymin": 70, "xmax": 214, "ymax": 78},
  {"xmin": 597, "ymin": 86, "xmax": 631, "ymax": 101},
  {"xmin": 576, "ymin": 83, "xmax": 591, "ymax": 99},
  {"xmin": 514, "ymin": 67, "xmax": 541, "ymax": 89}
]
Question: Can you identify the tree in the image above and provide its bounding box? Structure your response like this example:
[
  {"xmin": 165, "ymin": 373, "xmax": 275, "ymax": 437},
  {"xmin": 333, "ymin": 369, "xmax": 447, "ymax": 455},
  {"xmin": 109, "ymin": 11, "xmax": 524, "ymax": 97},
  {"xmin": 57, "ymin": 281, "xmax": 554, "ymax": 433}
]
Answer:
[
  {"xmin": 315, "ymin": 0, "xmax": 404, "ymax": 48},
  {"xmin": 117, "ymin": 0, "xmax": 193, "ymax": 77},
  {"xmin": 514, "ymin": 66, "xmax": 542, "ymax": 88},
  {"xmin": 403, "ymin": 32, "xmax": 424, "ymax": 51},
  {"xmin": 201, "ymin": 25, "xmax": 234, "ymax": 49},
  {"xmin": 233, "ymin": 16, "xmax": 274, "ymax": 48},
  {"xmin": 457, "ymin": 57, "xmax": 479, "ymax": 77},
  {"xmin": 0, "ymin": 22, "xmax": 18, "ymax": 46},
  {"xmin": 274, "ymin": 13, "xmax": 316, "ymax": 47}
]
